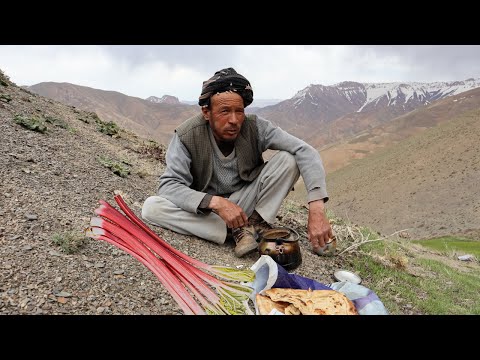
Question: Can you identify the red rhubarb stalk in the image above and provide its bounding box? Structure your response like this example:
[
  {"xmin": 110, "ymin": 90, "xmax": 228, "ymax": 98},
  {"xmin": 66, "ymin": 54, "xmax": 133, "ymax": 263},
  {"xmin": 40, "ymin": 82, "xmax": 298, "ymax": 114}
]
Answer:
[
  {"xmin": 92, "ymin": 226, "xmax": 206, "ymax": 314},
  {"xmin": 90, "ymin": 216, "xmax": 222, "ymax": 309},
  {"xmin": 113, "ymin": 195, "xmax": 254, "ymax": 283},
  {"xmin": 87, "ymin": 227, "xmax": 202, "ymax": 315},
  {"xmin": 181, "ymin": 260, "xmax": 252, "ymax": 304},
  {"xmin": 87, "ymin": 196, "xmax": 255, "ymax": 314},
  {"xmin": 166, "ymin": 262, "xmax": 227, "ymax": 315}
]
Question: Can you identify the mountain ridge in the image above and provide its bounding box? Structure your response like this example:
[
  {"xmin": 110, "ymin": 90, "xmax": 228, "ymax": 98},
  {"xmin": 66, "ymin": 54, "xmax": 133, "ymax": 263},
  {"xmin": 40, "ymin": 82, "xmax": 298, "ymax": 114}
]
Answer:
[
  {"xmin": 257, "ymin": 77, "xmax": 480, "ymax": 149},
  {"xmin": 319, "ymin": 86, "xmax": 480, "ymax": 172},
  {"xmin": 28, "ymin": 82, "xmax": 198, "ymax": 144},
  {"xmin": 28, "ymin": 77, "xmax": 480, "ymax": 152}
]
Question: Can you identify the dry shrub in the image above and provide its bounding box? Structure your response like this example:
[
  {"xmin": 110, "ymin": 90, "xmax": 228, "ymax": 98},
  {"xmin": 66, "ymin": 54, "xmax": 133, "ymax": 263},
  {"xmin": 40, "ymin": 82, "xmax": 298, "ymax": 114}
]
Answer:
[{"xmin": 138, "ymin": 140, "xmax": 166, "ymax": 163}]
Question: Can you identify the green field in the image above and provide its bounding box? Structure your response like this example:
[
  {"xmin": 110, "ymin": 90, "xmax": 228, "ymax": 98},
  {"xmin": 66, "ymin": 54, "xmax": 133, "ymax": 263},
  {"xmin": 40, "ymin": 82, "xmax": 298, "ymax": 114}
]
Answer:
[{"xmin": 413, "ymin": 236, "xmax": 480, "ymax": 258}]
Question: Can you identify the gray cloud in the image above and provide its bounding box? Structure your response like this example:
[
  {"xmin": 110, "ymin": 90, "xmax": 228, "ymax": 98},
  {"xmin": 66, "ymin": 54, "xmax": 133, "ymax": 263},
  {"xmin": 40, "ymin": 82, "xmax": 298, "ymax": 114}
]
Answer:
[
  {"xmin": 1, "ymin": 45, "xmax": 479, "ymax": 100},
  {"xmin": 102, "ymin": 45, "xmax": 239, "ymax": 73},
  {"xmin": 355, "ymin": 45, "xmax": 480, "ymax": 82}
]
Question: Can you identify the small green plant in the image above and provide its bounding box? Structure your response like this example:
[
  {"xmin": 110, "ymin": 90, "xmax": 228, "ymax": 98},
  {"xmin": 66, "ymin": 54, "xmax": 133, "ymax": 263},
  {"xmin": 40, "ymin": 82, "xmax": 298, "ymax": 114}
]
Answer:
[
  {"xmin": 0, "ymin": 70, "xmax": 9, "ymax": 86},
  {"xmin": 1, "ymin": 94, "xmax": 12, "ymax": 102},
  {"xmin": 98, "ymin": 155, "xmax": 131, "ymax": 178},
  {"xmin": 89, "ymin": 112, "xmax": 101, "ymax": 122},
  {"xmin": 94, "ymin": 113, "xmax": 120, "ymax": 136},
  {"xmin": 14, "ymin": 114, "xmax": 48, "ymax": 133},
  {"xmin": 52, "ymin": 231, "xmax": 87, "ymax": 254},
  {"xmin": 97, "ymin": 119, "xmax": 119, "ymax": 136},
  {"xmin": 45, "ymin": 116, "xmax": 69, "ymax": 129}
]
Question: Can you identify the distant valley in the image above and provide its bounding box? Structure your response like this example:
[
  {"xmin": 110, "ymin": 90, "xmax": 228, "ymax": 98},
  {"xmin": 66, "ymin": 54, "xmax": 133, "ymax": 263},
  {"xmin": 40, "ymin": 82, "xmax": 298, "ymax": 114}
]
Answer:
[{"xmin": 324, "ymin": 105, "xmax": 480, "ymax": 239}]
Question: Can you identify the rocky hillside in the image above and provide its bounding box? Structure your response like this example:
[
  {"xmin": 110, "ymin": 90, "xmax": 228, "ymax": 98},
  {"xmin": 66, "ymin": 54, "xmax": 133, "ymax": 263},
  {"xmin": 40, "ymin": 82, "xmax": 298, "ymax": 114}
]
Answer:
[
  {"xmin": 325, "ymin": 105, "xmax": 480, "ymax": 240},
  {"xmin": 28, "ymin": 82, "xmax": 198, "ymax": 144},
  {"xmin": 0, "ymin": 69, "xmax": 354, "ymax": 315}
]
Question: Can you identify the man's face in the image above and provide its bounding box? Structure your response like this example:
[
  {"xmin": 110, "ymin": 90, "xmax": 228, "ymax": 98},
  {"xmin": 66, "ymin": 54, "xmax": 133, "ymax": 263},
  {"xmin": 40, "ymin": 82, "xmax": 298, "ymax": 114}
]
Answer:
[{"xmin": 202, "ymin": 91, "xmax": 245, "ymax": 142}]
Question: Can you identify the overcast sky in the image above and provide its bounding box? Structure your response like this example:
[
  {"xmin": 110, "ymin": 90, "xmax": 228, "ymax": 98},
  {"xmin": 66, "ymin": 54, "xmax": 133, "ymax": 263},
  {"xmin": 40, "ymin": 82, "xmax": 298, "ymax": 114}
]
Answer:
[{"xmin": 1, "ymin": 45, "xmax": 479, "ymax": 102}]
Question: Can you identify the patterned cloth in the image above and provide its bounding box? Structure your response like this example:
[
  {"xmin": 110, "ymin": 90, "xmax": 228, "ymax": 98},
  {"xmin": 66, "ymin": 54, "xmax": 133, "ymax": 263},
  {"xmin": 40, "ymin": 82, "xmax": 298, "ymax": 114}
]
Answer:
[{"xmin": 198, "ymin": 67, "xmax": 254, "ymax": 107}]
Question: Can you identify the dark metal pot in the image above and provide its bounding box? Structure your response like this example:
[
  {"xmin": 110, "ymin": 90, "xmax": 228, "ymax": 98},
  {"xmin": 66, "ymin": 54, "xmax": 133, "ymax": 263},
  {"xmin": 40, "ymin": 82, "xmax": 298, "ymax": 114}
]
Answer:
[{"xmin": 258, "ymin": 227, "xmax": 302, "ymax": 271}]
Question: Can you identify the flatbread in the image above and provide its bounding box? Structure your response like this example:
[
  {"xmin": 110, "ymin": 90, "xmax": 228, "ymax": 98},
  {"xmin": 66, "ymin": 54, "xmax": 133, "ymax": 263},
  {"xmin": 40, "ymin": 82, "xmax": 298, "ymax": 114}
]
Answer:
[
  {"xmin": 256, "ymin": 294, "xmax": 290, "ymax": 315},
  {"xmin": 256, "ymin": 288, "xmax": 358, "ymax": 315}
]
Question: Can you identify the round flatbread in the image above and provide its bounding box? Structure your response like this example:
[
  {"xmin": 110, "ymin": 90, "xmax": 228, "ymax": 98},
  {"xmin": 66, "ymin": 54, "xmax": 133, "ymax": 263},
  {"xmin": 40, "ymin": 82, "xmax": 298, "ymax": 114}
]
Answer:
[{"xmin": 256, "ymin": 288, "xmax": 358, "ymax": 315}]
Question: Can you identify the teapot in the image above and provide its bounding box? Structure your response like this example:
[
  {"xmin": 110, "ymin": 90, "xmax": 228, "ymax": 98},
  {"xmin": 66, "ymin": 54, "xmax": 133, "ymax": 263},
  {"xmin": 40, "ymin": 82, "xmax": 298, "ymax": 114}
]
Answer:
[{"xmin": 258, "ymin": 227, "xmax": 302, "ymax": 271}]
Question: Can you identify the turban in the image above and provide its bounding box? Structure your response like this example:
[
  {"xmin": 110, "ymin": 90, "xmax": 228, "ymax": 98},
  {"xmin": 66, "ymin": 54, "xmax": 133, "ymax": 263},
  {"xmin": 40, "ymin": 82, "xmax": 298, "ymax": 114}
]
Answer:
[{"xmin": 198, "ymin": 67, "xmax": 253, "ymax": 108}]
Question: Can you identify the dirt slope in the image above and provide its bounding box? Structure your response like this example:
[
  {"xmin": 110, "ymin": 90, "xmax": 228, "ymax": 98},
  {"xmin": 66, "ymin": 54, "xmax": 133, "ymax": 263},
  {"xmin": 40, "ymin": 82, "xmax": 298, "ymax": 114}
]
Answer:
[{"xmin": 326, "ymin": 108, "xmax": 480, "ymax": 239}]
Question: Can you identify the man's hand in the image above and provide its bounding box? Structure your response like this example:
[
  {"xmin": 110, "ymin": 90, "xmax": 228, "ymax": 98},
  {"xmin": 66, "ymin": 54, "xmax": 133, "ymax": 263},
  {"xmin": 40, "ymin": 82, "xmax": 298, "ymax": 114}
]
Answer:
[
  {"xmin": 307, "ymin": 199, "xmax": 333, "ymax": 252},
  {"xmin": 208, "ymin": 195, "xmax": 248, "ymax": 229}
]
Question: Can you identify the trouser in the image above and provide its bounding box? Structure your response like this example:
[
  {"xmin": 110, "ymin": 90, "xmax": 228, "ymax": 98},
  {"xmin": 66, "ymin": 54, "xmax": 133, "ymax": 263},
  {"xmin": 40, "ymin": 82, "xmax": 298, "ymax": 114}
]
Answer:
[{"xmin": 141, "ymin": 151, "xmax": 300, "ymax": 244}]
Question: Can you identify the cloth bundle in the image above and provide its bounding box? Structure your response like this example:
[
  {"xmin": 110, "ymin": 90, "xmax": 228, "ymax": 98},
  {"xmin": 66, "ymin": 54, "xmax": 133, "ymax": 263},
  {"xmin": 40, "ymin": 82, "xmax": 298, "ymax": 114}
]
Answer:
[{"xmin": 248, "ymin": 255, "xmax": 389, "ymax": 315}]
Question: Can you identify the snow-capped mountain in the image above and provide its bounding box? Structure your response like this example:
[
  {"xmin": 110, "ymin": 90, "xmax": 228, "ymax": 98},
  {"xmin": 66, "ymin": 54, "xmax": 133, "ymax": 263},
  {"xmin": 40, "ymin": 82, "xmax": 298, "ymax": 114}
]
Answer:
[
  {"xmin": 289, "ymin": 78, "xmax": 480, "ymax": 114},
  {"xmin": 255, "ymin": 77, "xmax": 480, "ymax": 148},
  {"xmin": 146, "ymin": 95, "xmax": 180, "ymax": 104},
  {"xmin": 356, "ymin": 78, "xmax": 480, "ymax": 112}
]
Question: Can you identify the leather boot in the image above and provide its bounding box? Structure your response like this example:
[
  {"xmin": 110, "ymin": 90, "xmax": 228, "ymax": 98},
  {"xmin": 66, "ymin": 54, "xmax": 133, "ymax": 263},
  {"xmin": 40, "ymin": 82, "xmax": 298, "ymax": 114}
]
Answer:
[
  {"xmin": 232, "ymin": 225, "xmax": 258, "ymax": 257},
  {"xmin": 248, "ymin": 210, "xmax": 273, "ymax": 237}
]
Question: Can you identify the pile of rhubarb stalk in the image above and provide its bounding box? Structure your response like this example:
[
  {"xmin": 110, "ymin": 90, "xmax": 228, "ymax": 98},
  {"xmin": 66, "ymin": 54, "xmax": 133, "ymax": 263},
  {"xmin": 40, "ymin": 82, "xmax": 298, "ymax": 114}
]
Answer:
[{"xmin": 86, "ymin": 195, "xmax": 255, "ymax": 315}]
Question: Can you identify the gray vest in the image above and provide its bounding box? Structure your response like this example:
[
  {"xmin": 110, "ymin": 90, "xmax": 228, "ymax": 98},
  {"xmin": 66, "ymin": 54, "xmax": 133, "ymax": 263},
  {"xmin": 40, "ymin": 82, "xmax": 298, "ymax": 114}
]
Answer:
[{"xmin": 175, "ymin": 113, "xmax": 265, "ymax": 192}]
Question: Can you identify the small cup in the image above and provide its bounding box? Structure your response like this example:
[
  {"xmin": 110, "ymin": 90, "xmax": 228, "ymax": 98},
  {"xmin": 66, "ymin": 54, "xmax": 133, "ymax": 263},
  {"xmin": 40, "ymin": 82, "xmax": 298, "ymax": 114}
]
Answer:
[{"xmin": 315, "ymin": 236, "xmax": 337, "ymax": 256}]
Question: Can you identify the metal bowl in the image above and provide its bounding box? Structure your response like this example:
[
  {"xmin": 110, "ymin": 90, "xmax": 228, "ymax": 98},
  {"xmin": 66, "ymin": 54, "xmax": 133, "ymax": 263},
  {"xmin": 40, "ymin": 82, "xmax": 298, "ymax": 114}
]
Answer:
[{"xmin": 333, "ymin": 269, "xmax": 362, "ymax": 284}]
